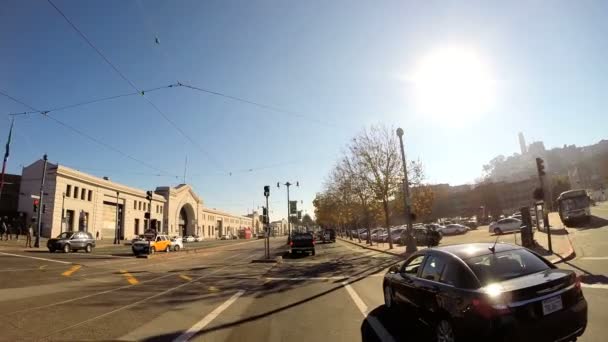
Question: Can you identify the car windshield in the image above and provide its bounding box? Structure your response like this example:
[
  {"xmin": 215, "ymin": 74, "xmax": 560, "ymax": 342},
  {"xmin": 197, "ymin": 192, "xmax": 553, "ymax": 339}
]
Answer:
[
  {"xmin": 561, "ymin": 196, "xmax": 590, "ymax": 211},
  {"xmin": 464, "ymin": 249, "xmax": 551, "ymax": 286}
]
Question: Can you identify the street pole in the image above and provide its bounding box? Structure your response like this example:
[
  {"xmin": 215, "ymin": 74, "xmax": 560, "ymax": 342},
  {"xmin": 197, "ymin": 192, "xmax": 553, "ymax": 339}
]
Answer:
[
  {"xmin": 148, "ymin": 196, "xmax": 152, "ymax": 231},
  {"xmin": 265, "ymin": 194, "xmax": 270, "ymax": 259},
  {"xmin": 396, "ymin": 128, "xmax": 417, "ymax": 253},
  {"xmin": 114, "ymin": 191, "xmax": 120, "ymax": 244},
  {"xmin": 278, "ymin": 181, "xmax": 299, "ymax": 244},
  {"xmin": 34, "ymin": 154, "xmax": 48, "ymax": 248},
  {"xmin": 60, "ymin": 192, "xmax": 65, "ymax": 233}
]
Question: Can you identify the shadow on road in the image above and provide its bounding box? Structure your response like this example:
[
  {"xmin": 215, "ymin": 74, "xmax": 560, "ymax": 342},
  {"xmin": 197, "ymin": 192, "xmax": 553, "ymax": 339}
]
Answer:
[
  {"xmin": 567, "ymin": 215, "xmax": 608, "ymax": 230},
  {"xmin": 361, "ymin": 305, "xmax": 432, "ymax": 342}
]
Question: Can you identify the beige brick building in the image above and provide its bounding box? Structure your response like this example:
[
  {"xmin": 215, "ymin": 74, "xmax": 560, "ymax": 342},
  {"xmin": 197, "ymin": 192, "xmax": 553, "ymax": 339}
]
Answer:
[{"xmin": 17, "ymin": 160, "xmax": 256, "ymax": 240}]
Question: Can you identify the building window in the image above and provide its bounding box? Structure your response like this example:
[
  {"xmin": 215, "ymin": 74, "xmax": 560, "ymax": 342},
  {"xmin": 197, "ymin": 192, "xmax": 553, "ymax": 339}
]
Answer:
[
  {"xmin": 143, "ymin": 202, "xmax": 146, "ymax": 211},
  {"xmin": 160, "ymin": 206, "xmax": 163, "ymax": 214},
  {"xmin": 134, "ymin": 201, "xmax": 137, "ymax": 210},
  {"xmin": 66, "ymin": 184, "xmax": 71, "ymax": 197},
  {"xmin": 139, "ymin": 201, "xmax": 142, "ymax": 210},
  {"xmin": 74, "ymin": 186, "xmax": 79, "ymax": 198},
  {"xmin": 81, "ymin": 188, "xmax": 86, "ymax": 200},
  {"xmin": 88, "ymin": 190, "xmax": 92, "ymax": 201}
]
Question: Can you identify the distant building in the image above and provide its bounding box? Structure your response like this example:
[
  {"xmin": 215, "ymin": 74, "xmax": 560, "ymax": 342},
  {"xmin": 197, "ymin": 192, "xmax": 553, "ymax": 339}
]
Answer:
[
  {"xmin": 18, "ymin": 159, "xmax": 254, "ymax": 239},
  {"xmin": 528, "ymin": 141, "xmax": 546, "ymax": 156},
  {"xmin": 518, "ymin": 132, "xmax": 527, "ymax": 155},
  {"xmin": 270, "ymin": 219, "xmax": 287, "ymax": 236}
]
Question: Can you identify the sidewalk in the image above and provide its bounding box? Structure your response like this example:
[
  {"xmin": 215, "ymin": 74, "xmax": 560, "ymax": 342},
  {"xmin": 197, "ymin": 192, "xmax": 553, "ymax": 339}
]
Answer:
[{"xmin": 338, "ymin": 227, "xmax": 575, "ymax": 264}]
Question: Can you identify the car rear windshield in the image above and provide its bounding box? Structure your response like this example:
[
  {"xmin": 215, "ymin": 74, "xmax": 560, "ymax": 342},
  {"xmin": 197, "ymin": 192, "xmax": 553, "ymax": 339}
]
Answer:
[
  {"xmin": 292, "ymin": 234, "xmax": 313, "ymax": 240},
  {"xmin": 464, "ymin": 249, "xmax": 551, "ymax": 286}
]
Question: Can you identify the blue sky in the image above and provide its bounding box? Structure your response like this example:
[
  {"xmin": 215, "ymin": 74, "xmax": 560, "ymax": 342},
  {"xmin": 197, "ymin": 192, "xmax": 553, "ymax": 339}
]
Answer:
[{"xmin": 2, "ymin": 0, "xmax": 608, "ymax": 219}]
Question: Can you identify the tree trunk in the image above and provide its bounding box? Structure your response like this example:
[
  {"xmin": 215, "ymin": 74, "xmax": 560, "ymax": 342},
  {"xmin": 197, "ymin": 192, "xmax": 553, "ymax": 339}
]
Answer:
[{"xmin": 384, "ymin": 200, "xmax": 393, "ymax": 249}]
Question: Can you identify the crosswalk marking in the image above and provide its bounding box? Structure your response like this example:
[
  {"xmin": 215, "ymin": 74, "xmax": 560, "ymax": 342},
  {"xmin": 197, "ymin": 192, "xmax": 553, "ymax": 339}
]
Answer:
[
  {"xmin": 120, "ymin": 270, "xmax": 139, "ymax": 285},
  {"xmin": 61, "ymin": 265, "xmax": 82, "ymax": 277}
]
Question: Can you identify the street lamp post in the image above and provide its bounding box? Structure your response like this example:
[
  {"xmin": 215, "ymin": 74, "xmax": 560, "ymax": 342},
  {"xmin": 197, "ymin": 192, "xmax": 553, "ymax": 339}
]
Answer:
[
  {"xmin": 60, "ymin": 192, "xmax": 65, "ymax": 233},
  {"xmin": 34, "ymin": 154, "xmax": 48, "ymax": 248},
  {"xmin": 396, "ymin": 128, "xmax": 417, "ymax": 253},
  {"xmin": 114, "ymin": 191, "xmax": 120, "ymax": 245},
  {"xmin": 277, "ymin": 181, "xmax": 299, "ymax": 243}
]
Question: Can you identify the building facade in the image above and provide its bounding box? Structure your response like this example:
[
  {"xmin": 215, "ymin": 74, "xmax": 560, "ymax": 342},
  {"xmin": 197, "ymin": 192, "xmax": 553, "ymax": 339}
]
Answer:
[{"xmin": 18, "ymin": 160, "xmax": 254, "ymax": 239}]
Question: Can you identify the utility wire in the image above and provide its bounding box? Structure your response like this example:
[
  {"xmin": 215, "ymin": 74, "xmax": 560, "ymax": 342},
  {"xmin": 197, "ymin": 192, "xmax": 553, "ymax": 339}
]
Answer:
[
  {"xmin": 46, "ymin": 0, "xmax": 225, "ymax": 172},
  {"xmin": 0, "ymin": 89, "xmax": 176, "ymax": 177},
  {"xmin": 4, "ymin": 84, "xmax": 179, "ymax": 117},
  {"xmin": 179, "ymin": 82, "xmax": 337, "ymax": 128}
]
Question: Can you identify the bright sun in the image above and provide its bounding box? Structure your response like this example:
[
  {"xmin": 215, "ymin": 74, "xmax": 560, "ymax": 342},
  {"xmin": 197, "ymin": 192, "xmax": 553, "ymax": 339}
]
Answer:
[{"xmin": 410, "ymin": 47, "xmax": 496, "ymax": 124}]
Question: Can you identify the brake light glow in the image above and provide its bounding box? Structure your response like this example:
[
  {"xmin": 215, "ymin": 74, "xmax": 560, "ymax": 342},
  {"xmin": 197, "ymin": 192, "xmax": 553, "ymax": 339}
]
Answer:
[
  {"xmin": 472, "ymin": 298, "xmax": 511, "ymax": 318},
  {"xmin": 289, "ymin": 241, "xmax": 293, "ymax": 247}
]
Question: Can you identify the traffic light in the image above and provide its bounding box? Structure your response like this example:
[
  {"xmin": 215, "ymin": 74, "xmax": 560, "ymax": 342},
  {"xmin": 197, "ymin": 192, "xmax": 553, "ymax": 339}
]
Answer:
[
  {"xmin": 262, "ymin": 206, "xmax": 268, "ymax": 216},
  {"xmin": 33, "ymin": 199, "xmax": 39, "ymax": 213},
  {"xmin": 144, "ymin": 212, "xmax": 150, "ymax": 219},
  {"xmin": 146, "ymin": 191, "xmax": 153, "ymax": 201},
  {"xmin": 536, "ymin": 157, "xmax": 546, "ymax": 177},
  {"xmin": 264, "ymin": 185, "xmax": 270, "ymax": 197}
]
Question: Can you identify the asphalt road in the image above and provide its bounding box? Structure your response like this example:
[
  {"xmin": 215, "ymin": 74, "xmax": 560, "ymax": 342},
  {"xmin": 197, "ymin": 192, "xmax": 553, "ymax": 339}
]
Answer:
[{"xmin": 1, "ymin": 226, "xmax": 607, "ymax": 342}]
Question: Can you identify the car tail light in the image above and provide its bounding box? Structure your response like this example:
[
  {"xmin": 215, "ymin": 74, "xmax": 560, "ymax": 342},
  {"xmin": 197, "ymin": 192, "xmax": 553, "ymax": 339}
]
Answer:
[
  {"xmin": 472, "ymin": 298, "xmax": 511, "ymax": 318},
  {"xmin": 289, "ymin": 241, "xmax": 293, "ymax": 247},
  {"xmin": 312, "ymin": 239, "xmax": 315, "ymax": 245}
]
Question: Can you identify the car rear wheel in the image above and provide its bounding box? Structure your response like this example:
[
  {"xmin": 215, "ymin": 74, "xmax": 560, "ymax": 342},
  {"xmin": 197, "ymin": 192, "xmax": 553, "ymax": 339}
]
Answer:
[
  {"xmin": 436, "ymin": 319, "xmax": 455, "ymax": 342},
  {"xmin": 494, "ymin": 228, "xmax": 503, "ymax": 235},
  {"xmin": 85, "ymin": 244, "xmax": 92, "ymax": 253},
  {"xmin": 63, "ymin": 244, "xmax": 71, "ymax": 253},
  {"xmin": 383, "ymin": 285, "xmax": 394, "ymax": 309},
  {"xmin": 312, "ymin": 250, "xmax": 316, "ymax": 256},
  {"xmin": 174, "ymin": 245, "xmax": 180, "ymax": 252},
  {"xmin": 165, "ymin": 245, "xmax": 170, "ymax": 253},
  {"xmin": 149, "ymin": 246, "xmax": 156, "ymax": 254},
  {"xmin": 49, "ymin": 248, "xmax": 55, "ymax": 253}
]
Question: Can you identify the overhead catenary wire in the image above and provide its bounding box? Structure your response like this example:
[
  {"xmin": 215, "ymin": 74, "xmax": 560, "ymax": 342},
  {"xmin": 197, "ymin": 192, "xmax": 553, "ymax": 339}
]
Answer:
[
  {"xmin": 0, "ymin": 90, "xmax": 176, "ymax": 178},
  {"xmin": 46, "ymin": 0, "xmax": 226, "ymax": 173},
  {"xmin": 4, "ymin": 84, "xmax": 180, "ymax": 117}
]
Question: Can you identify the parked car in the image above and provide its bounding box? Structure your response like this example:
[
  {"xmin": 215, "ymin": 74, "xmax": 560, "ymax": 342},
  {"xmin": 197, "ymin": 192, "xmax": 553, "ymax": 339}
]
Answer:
[
  {"xmin": 389, "ymin": 228, "xmax": 406, "ymax": 244},
  {"xmin": 411, "ymin": 227, "xmax": 442, "ymax": 246},
  {"xmin": 132, "ymin": 234, "xmax": 171, "ymax": 255},
  {"xmin": 463, "ymin": 220, "xmax": 478, "ymax": 229},
  {"xmin": 440, "ymin": 224, "xmax": 469, "ymax": 235},
  {"xmin": 194, "ymin": 235, "xmax": 203, "ymax": 242},
  {"xmin": 183, "ymin": 235, "xmax": 196, "ymax": 243},
  {"xmin": 47, "ymin": 231, "xmax": 95, "ymax": 253},
  {"xmin": 170, "ymin": 236, "xmax": 184, "ymax": 251},
  {"xmin": 489, "ymin": 218, "xmax": 523, "ymax": 235},
  {"xmin": 126, "ymin": 234, "xmax": 144, "ymax": 245},
  {"xmin": 382, "ymin": 243, "xmax": 587, "ymax": 342},
  {"xmin": 290, "ymin": 232, "xmax": 315, "ymax": 256}
]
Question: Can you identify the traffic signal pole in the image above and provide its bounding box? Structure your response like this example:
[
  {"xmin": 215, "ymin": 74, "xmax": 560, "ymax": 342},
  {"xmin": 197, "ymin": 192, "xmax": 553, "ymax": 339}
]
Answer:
[
  {"xmin": 536, "ymin": 157, "xmax": 553, "ymax": 253},
  {"xmin": 34, "ymin": 154, "xmax": 48, "ymax": 248}
]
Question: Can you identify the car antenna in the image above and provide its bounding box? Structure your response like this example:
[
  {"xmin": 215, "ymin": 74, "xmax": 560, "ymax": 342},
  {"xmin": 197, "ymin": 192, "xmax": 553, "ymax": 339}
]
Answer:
[{"xmin": 489, "ymin": 235, "xmax": 499, "ymax": 254}]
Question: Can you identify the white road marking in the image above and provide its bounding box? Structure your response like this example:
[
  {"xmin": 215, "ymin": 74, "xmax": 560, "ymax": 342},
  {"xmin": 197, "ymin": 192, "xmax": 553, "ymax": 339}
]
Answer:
[
  {"xmin": 172, "ymin": 290, "xmax": 245, "ymax": 342},
  {"xmin": 579, "ymin": 257, "xmax": 608, "ymax": 260},
  {"xmin": 266, "ymin": 276, "xmax": 347, "ymax": 281},
  {"xmin": 581, "ymin": 283, "xmax": 608, "ymax": 290},
  {"xmin": 0, "ymin": 252, "xmax": 71, "ymax": 264},
  {"xmin": 342, "ymin": 281, "xmax": 396, "ymax": 342}
]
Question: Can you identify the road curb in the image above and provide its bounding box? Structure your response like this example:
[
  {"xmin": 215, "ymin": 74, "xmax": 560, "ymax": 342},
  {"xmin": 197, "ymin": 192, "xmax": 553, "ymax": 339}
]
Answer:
[
  {"xmin": 337, "ymin": 237, "xmax": 404, "ymax": 257},
  {"xmin": 549, "ymin": 232, "xmax": 576, "ymax": 264}
]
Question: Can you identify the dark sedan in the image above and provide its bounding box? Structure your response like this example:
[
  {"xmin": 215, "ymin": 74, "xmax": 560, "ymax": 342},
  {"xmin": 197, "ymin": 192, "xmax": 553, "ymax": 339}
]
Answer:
[
  {"xmin": 383, "ymin": 243, "xmax": 587, "ymax": 342},
  {"xmin": 47, "ymin": 231, "xmax": 96, "ymax": 253}
]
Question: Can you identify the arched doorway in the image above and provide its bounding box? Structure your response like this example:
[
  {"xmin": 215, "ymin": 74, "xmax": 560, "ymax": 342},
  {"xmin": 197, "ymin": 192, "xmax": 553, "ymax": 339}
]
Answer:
[{"xmin": 178, "ymin": 203, "xmax": 196, "ymax": 236}]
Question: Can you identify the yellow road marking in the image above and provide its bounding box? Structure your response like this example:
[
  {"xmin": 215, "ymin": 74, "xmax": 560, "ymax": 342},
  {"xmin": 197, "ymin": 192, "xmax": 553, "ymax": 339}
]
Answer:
[
  {"xmin": 62, "ymin": 265, "xmax": 81, "ymax": 277},
  {"xmin": 120, "ymin": 270, "xmax": 139, "ymax": 285},
  {"xmin": 39, "ymin": 265, "xmax": 47, "ymax": 270},
  {"xmin": 208, "ymin": 286, "xmax": 219, "ymax": 292},
  {"xmin": 179, "ymin": 274, "xmax": 192, "ymax": 281}
]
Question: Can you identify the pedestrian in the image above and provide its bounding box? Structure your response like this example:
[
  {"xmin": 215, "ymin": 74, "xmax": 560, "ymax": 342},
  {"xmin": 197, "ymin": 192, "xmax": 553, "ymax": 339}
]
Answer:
[
  {"xmin": 1, "ymin": 217, "xmax": 8, "ymax": 241},
  {"xmin": 96, "ymin": 230, "xmax": 99, "ymax": 240},
  {"xmin": 25, "ymin": 223, "xmax": 33, "ymax": 248},
  {"xmin": 14, "ymin": 219, "xmax": 20, "ymax": 241}
]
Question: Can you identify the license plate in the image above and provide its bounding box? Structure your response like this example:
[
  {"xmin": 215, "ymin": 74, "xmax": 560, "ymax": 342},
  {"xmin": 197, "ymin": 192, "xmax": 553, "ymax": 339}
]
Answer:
[{"xmin": 542, "ymin": 296, "xmax": 563, "ymax": 315}]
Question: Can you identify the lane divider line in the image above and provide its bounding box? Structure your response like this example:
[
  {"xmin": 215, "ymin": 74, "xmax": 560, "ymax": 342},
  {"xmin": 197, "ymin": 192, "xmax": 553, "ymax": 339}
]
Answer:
[
  {"xmin": 581, "ymin": 283, "xmax": 608, "ymax": 290},
  {"xmin": 120, "ymin": 270, "xmax": 139, "ymax": 285},
  {"xmin": 0, "ymin": 252, "xmax": 71, "ymax": 264},
  {"xmin": 173, "ymin": 290, "xmax": 245, "ymax": 342},
  {"xmin": 62, "ymin": 265, "xmax": 82, "ymax": 277},
  {"xmin": 266, "ymin": 276, "xmax": 348, "ymax": 281},
  {"xmin": 342, "ymin": 281, "xmax": 396, "ymax": 342},
  {"xmin": 179, "ymin": 274, "xmax": 192, "ymax": 281}
]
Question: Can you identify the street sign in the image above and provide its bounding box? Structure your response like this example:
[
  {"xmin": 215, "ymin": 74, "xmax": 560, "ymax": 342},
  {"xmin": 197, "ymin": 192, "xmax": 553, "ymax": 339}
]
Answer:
[
  {"xmin": 290, "ymin": 201, "xmax": 297, "ymax": 215},
  {"xmin": 31, "ymin": 195, "xmax": 40, "ymax": 199}
]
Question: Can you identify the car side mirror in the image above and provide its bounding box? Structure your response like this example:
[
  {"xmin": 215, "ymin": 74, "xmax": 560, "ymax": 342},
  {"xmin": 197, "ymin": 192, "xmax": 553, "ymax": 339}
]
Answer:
[{"xmin": 388, "ymin": 265, "xmax": 399, "ymax": 274}]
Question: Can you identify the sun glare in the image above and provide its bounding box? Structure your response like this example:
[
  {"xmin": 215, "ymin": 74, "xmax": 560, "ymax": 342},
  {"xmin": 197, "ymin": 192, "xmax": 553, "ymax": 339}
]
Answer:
[{"xmin": 409, "ymin": 47, "xmax": 496, "ymax": 124}]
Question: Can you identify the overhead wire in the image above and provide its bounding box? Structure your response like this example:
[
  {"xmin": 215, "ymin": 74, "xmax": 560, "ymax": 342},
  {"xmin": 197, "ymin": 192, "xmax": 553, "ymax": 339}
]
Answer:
[
  {"xmin": 0, "ymin": 89, "xmax": 176, "ymax": 178},
  {"xmin": 46, "ymin": 0, "xmax": 226, "ymax": 173}
]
